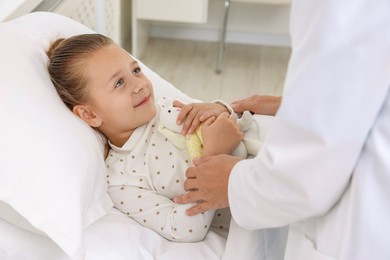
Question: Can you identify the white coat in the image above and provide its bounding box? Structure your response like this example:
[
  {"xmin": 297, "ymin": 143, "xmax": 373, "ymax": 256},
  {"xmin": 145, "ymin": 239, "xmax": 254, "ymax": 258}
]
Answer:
[{"xmin": 228, "ymin": 0, "xmax": 390, "ymax": 259}]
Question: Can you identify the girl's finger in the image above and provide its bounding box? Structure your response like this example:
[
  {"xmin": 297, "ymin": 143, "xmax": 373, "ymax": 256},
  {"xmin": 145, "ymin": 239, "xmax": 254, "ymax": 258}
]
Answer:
[
  {"xmin": 182, "ymin": 109, "xmax": 197, "ymax": 134},
  {"xmin": 176, "ymin": 104, "xmax": 193, "ymax": 126},
  {"xmin": 173, "ymin": 100, "xmax": 185, "ymax": 108},
  {"xmin": 199, "ymin": 110, "xmax": 215, "ymax": 122},
  {"xmin": 188, "ymin": 111, "xmax": 203, "ymax": 134},
  {"xmin": 202, "ymin": 115, "xmax": 216, "ymax": 126}
]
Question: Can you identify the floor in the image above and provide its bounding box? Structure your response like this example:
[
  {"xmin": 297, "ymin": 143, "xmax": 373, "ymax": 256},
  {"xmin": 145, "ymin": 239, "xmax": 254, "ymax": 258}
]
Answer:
[{"xmin": 139, "ymin": 38, "xmax": 291, "ymax": 103}]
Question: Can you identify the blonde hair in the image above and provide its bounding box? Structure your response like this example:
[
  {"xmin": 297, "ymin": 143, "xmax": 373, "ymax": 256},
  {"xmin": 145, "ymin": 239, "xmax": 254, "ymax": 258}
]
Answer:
[{"xmin": 46, "ymin": 34, "xmax": 113, "ymax": 110}]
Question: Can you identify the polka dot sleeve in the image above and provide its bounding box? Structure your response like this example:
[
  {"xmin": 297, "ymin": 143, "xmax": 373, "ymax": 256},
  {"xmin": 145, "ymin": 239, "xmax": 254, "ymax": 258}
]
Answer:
[{"xmin": 108, "ymin": 184, "xmax": 215, "ymax": 242}]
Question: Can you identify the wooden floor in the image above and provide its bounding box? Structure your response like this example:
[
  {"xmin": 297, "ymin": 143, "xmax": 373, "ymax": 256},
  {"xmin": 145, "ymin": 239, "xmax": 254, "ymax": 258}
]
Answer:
[{"xmin": 140, "ymin": 38, "xmax": 291, "ymax": 103}]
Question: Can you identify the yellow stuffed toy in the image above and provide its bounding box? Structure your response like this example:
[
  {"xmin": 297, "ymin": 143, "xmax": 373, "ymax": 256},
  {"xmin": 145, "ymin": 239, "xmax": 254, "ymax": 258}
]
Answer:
[{"xmin": 157, "ymin": 99, "xmax": 260, "ymax": 160}]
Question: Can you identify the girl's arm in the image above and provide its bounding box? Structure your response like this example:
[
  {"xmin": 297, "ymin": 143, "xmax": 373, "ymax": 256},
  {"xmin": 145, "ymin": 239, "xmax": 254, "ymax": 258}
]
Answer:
[{"xmin": 108, "ymin": 184, "xmax": 215, "ymax": 242}]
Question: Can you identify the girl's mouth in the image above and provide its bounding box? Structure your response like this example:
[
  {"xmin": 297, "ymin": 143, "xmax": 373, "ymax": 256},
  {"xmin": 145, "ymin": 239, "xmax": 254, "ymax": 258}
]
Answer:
[{"xmin": 134, "ymin": 95, "xmax": 151, "ymax": 107}]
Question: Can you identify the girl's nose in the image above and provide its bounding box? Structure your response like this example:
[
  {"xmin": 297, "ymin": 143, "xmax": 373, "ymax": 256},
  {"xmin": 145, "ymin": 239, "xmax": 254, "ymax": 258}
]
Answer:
[{"xmin": 133, "ymin": 78, "xmax": 147, "ymax": 93}]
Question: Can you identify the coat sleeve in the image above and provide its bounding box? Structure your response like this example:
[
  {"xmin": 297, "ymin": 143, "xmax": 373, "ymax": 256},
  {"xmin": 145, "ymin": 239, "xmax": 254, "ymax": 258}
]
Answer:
[{"xmin": 228, "ymin": 0, "xmax": 390, "ymax": 229}]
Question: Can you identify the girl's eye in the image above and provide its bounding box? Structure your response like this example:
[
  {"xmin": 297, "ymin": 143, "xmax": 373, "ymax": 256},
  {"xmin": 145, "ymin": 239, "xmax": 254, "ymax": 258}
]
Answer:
[
  {"xmin": 115, "ymin": 79, "xmax": 124, "ymax": 88},
  {"xmin": 133, "ymin": 67, "xmax": 141, "ymax": 75}
]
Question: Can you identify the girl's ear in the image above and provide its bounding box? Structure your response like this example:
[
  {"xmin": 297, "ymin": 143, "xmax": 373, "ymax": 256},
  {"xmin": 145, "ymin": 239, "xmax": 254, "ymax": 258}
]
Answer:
[{"xmin": 72, "ymin": 105, "xmax": 102, "ymax": 127}]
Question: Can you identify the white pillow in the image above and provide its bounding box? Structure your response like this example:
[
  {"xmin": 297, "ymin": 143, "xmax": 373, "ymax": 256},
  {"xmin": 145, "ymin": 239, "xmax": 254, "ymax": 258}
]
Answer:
[
  {"xmin": 0, "ymin": 13, "xmax": 112, "ymax": 259},
  {"xmin": 0, "ymin": 12, "xmax": 192, "ymax": 258}
]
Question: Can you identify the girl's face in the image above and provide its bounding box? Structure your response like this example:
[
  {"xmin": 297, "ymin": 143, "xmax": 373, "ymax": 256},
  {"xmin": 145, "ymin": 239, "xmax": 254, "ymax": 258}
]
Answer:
[{"xmin": 81, "ymin": 44, "xmax": 156, "ymax": 147}]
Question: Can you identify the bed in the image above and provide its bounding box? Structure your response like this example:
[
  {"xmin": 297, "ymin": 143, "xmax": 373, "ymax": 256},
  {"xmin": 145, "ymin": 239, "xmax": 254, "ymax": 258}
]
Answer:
[{"xmin": 0, "ymin": 12, "xmax": 287, "ymax": 260}]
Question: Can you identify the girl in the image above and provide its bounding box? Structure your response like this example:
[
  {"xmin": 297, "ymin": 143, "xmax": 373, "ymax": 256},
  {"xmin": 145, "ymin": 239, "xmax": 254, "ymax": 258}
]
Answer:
[{"xmin": 46, "ymin": 34, "xmax": 243, "ymax": 242}]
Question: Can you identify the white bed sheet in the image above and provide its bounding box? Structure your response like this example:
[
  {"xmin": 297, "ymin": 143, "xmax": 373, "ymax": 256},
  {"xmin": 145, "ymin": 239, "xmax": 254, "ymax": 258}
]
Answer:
[{"xmin": 0, "ymin": 208, "xmax": 225, "ymax": 260}]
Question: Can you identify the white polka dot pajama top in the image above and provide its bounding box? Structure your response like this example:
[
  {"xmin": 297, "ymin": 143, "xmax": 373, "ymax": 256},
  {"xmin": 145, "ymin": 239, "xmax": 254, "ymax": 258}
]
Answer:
[{"xmin": 105, "ymin": 101, "xmax": 230, "ymax": 242}]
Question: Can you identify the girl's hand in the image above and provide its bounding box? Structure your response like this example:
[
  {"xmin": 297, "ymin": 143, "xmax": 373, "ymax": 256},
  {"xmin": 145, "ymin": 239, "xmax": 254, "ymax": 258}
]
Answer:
[
  {"xmin": 174, "ymin": 100, "xmax": 229, "ymax": 135},
  {"xmin": 230, "ymin": 95, "xmax": 281, "ymax": 116},
  {"xmin": 200, "ymin": 112, "xmax": 244, "ymax": 156}
]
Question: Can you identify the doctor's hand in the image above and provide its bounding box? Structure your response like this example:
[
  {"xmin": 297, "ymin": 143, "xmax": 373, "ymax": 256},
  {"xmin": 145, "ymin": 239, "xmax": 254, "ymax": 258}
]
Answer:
[
  {"xmin": 173, "ymin": 100, "xmax": 229, "ymax": 135},
  {"xmin": 174, "ymin": 154, "xmax": 242, "ymax": 216},
  {"xmin": 231, "ymin": 95, "xmax": 281, "ymax": 116}
]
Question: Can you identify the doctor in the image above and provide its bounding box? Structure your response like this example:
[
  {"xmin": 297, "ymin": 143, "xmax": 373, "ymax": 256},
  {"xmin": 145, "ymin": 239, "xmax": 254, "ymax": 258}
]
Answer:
[{"xmin": 175, "ymin": 0, "xmax": 390, "ymax": 259}]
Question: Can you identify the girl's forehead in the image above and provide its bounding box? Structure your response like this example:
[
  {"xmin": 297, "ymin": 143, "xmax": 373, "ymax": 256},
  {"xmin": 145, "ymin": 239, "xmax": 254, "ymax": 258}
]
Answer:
[
  {"xmin": 87, "ymin": 45, "xmax": 134, "ymax": 69},
  {"xmin": 95, "ymin": 44, "xmax": 132, "ymax": 59}
]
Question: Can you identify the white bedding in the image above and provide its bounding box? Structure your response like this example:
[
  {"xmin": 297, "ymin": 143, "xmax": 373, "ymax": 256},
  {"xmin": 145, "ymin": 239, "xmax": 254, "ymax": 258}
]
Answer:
[
  {"xmin": 0, "ymin": 12, "xmax": 287, "ymax": 260},
  {"xmin": 0, "ymin": 208, "xmax": 226, "ymax": 260}
]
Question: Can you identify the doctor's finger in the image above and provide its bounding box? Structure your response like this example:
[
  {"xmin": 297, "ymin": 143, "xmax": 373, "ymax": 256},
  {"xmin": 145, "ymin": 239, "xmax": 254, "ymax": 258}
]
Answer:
[
  {"xmin": 192, "ymin": 156, "xmax": 212, "ymax": 166},
  {"xmin": 189, "ymin": 156, "xmax": 212, "ymax": 170},
  {"xmin": 230, "ymin": 98, "xmax": 251, "ymax": 113},
  {"xmin": 231, "ymin": 95, "xmax": 252, "ymax": 105},
  {"xmin": 230, "ymin": 103, "xmax": 243, "ymax": 113},
  {"xmin": 183, "ymin": 178, "xmax": 198, "ymax": 191},
  {"xmin": 174, "ymin": 190, "xmax": 202, "ymax": 205},
  {"xmin": 186, "ymin": 165, "xmax": 199, "ymax": 178},
  {"xmin": 230, "ymin": 98, "xmax": 257, "ymax": 113},
  {"xmin": 185, "ymin": 202, "xmax": 210, "ymax": 216}
]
